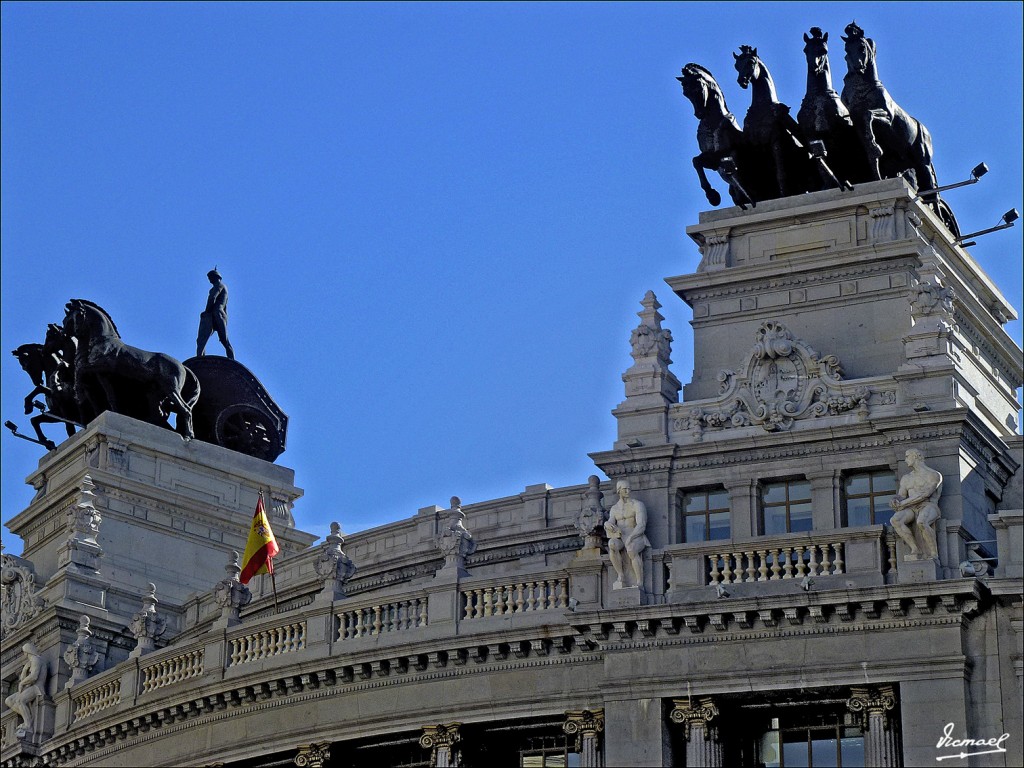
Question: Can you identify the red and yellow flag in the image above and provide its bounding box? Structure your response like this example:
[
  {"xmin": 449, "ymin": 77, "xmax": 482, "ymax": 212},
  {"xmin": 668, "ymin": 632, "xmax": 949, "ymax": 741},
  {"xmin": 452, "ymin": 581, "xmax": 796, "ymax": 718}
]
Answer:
[{"xmin": 240, "ymin": 493, "xmax": 280, "ymax": 584}]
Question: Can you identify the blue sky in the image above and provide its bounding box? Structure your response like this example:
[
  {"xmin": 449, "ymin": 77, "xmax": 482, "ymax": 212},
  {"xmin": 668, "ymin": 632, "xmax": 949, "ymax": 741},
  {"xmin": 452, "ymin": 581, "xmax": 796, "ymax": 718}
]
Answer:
[{"xmin": 3, "ymin": 2, "xmax": 1021, "ymax": 548}]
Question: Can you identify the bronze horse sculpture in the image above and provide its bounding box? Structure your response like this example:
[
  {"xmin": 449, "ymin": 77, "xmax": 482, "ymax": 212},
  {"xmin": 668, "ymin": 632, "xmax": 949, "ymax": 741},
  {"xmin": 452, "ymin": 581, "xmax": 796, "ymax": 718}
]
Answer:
[
  {"xmin": 677, "ymin": 63, "xmax": 754, "ymax": 208},
  {"xmin": 63, "ymin": 299, "xmax": 200, "ymax": 440},
  {"xmin": 11, "ymin": 324, "xmax": 84, "ymax": 450},
  {"xmin": 733, "ymin": 45, "xmax": 813, "ymax": 201},
  {"xmin": 798, "ymin": 27, "xmax": 869, "ymax": 189},
  {"xmin": 840, "ymin": 22, "xmax": 938, "ymax": 196}
]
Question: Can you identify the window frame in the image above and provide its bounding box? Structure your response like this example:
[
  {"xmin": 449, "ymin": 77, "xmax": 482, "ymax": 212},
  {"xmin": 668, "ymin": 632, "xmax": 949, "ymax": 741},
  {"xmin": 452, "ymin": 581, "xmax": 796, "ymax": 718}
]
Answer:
[
  {"xmin": 759, "ymin": 478, "xmax": 813, "ymax": 535},
  {"xmin": 678, "ymin": 487, "xmax": 731, "ymax": 543},
  {"xmin": 841, "ymin": 468, "xmax": 898, "ymax": 527}
]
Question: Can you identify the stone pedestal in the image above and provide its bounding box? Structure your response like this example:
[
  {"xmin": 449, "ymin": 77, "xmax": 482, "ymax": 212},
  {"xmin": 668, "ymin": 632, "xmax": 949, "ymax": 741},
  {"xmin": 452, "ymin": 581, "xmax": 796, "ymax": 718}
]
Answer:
[
  {"xmin": 607, "ymin": 585, "xmax": 644, "ymax": 608},
  {"xmin": 898, "ymin": 557, "xmax": 940, "ymax": 584}
]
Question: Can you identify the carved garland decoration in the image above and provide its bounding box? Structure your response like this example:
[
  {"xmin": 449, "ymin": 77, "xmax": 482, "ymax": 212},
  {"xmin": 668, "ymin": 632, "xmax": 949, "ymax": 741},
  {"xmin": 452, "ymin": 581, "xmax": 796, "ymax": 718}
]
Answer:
[{"xmin": 676, "ymin": 320, "xmax": 869, "ymax": 436}]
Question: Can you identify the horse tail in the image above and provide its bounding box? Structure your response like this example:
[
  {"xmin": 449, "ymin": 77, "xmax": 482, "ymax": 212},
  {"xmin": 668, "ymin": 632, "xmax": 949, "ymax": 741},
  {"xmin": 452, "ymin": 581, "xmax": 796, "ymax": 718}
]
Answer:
[{"xmin": 182, "ymin": 367, "xmax": 201, "ymax": 409}]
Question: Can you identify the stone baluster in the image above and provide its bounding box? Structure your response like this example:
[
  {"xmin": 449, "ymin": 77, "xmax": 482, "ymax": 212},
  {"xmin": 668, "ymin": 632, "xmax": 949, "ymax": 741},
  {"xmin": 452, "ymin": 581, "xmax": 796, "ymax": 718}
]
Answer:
[
  {"xmin": 420, "ymin": 723, "xmax": 462, "ymax": 767},
  {"xmin": 129, "ymin": 583, "xmax": 167, "ymax": 658},
  {"xmin": 847, "ymin": 685, "xmax": 899, "ymax": 766},
  {"xmin": 294, "ymin": 742, "xmax": 331, "ymax": 767},
  {"xmin": 563, "ymin": 709, "xmax": 605, "ymax": 767},
  {"xmin": 63, "ymin": 615, "xmax": 100, "ymax": 689},
  {"xmin": 669, "ymin": 697, "xmax": 723, "ymax": 767}
]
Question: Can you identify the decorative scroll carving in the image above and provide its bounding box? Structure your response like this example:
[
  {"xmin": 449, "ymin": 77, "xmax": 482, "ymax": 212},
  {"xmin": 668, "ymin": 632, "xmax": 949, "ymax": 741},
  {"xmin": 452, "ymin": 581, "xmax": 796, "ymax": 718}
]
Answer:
[
  {"xmin": 676, "ymin": 321, "xmax": 868, "ymax": 436},
  {"xmin": 129, "ymin": 583, "xmax": 167, "ymax": 658},
  {"xmin": 669, "ymin": 696, "xmax": 719, "ymax": 739},
  {"xmin": 420, "ymin": 723, "xmax": 462, "ymax": 768},
  {"xmin": 563, "ymin": 708, "xmax": 605, "ymax": 750},
  {"xmin": 0, "ymin": 549, "xmax": 45, "ymax": 640},
  {"xmin": 294, "ymin": 743, "xmax": 331, "ymax": 768},
  {"xmin": 314, "ymin": 522, "xmax": 356, "ymax": 596},
  {"xmin": 63, "ymin": 615, "xmax": 101, "ymax": 689}
]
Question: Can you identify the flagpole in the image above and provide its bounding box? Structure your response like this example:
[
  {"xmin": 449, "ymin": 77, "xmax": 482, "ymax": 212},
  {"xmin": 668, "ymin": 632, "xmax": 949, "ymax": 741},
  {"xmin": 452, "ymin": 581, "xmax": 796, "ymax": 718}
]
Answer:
[{"xmin": 261, "ymin": 490, "xmax": 281, "ymax": 615}]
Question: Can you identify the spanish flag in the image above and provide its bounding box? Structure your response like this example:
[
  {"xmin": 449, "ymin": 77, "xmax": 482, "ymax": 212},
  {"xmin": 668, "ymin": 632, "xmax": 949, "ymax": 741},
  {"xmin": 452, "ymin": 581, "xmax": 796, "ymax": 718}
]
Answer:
[{"xmin": 240, "ymin": 493, "xmax": 280, "ymax": 584}]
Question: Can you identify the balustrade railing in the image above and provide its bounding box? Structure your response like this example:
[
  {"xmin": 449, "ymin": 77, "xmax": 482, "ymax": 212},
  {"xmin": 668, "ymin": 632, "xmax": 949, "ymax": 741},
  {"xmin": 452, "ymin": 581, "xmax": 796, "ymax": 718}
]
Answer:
[
  {"xmin": 337, "ymin": 597, "xmax": 428, "ymax": 640},
  {"xmin": 708, "ymin": 542, "xmax": 844, "ymax": 584},
  {"xmin": 72, "ymin": 678, "xmax": 121, "ymax": 722},
  {"xmin": 461, "ymin": 577, "xmax": 569, "ymax": 619},
  {"xmin": 228, "ymin": 621, "xmax": 306, "ymax": 666},
  {"xmin": 140, "ymin": 649, "xmax": 204, "ymax": 693}
]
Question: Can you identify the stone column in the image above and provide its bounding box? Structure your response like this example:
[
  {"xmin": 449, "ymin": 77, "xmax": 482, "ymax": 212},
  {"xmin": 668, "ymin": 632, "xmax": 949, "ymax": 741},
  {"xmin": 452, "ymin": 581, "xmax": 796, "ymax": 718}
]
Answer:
[
  {"xmin": 847, "ymin": 685, "xmax": 899, "ymax": 767},
  {"xmin": 808, "ymin": 470, "xmax": 840, "ymax": 529},
  {"xmin": 725, "ymin": 479, "xmax": 757, "ymax": 538},
  {"xmin": 293, "ymin": 743, "xmax": 331, "ymax": 767},
  {"xmin": 420, "ymin": 723, "xmax": 462, "ymax": 767},
  {"xmin": 669, "ymin": 697, "xmax": 723, "ymax": 767},
  {"xmin": 564, "ymin": 709, "xmax": 604, "ymax": 767}
]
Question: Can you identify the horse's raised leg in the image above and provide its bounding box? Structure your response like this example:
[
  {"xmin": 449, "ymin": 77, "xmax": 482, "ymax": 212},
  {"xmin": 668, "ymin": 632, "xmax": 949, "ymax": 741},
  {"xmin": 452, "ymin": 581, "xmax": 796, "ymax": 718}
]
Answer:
[
  {"xmin": 29, "ymin": 415, "xmax": 58, "ymax": 451},
  {"xmin": 854, "ymin": 114, "xmax": 883, "ymax": 181},
  {"xmin": 693, "ymin": 156, "xmax": 722, "ymax": 207}
]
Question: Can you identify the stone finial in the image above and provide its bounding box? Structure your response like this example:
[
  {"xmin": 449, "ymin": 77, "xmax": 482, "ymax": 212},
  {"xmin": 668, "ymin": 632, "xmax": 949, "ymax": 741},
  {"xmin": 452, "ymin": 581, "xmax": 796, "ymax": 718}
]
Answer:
[
  {"xmin": 212, "ymin": 551, "xmax": 251, "ymax": 625},
  {"xmin": 63, "ymin": 615, "xmax": 100, "ymax": 689},
  {"xmin": 129, "ymin": 583, "xmax": 167, "ymax": 658},
  {"xmin": 58, "ymin": 475, "xmax": 103, "ymax": 573},
  {"xmin": 294, "ymin": 742, "xmax": 331, "ymax": 768},
  {"xmin": 420, "ymin": 724, "xmax": 462, "ymax": 768},
  {"xmin": 622, "ymin": 292, "xmax": 682, "ymax": 403},
  {"xmin": 435, "ymin": 497, "xmax": 476, "ymax": 575},
  {"xmin": 314, "ymin": 522, "xmax": 356, "ymax": 598},
  {"xmin": 574, "ymin": 476, "xmax": 606, "ymax": 558},
  {"xmin": 3, "ymin": 642, "xmax": 46, "ymax": 736}
]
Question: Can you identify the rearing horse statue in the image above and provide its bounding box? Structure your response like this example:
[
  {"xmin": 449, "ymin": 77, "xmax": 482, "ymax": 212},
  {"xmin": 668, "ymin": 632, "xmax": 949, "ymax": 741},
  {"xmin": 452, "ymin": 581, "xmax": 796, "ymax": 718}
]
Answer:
[
  {"xmin": 840, "ymin": 22, "xmax": 938, "ymax": 197},
  {"xmin": 733, "ymin": 45, "xmax": 812, "ymax": 201},
  {"xmin": 798, "ymin": 27, "xmax": 868, "ymax": 189},
  {"xmin": 63, "ymin": 299, "xmax": 200, "ymax": 440},
  {"xmin": 677, "ymin": 63, "xmax": 753, "ymax": 208}
]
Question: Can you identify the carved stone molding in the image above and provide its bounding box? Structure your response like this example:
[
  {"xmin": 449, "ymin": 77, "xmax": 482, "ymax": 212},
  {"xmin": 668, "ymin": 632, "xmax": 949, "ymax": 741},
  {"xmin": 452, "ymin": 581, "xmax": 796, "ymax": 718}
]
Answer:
[
  {"xmin": 675, "ymin": 321, "xmax": 869, "ymax": 437},
  {"xmin": 293, "ymin": 742, "xmax": 331, "ymax": 768}
]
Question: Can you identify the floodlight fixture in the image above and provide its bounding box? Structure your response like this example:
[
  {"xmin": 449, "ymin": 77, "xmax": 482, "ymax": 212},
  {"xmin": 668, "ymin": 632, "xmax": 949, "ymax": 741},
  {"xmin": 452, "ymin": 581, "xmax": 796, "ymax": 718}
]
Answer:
[
  {"xmin": 955, "ymin": 208, "xmax": 1020, "ymax": 247},
  {"xmin": 913, "ymin": 161, "xmax": 989, "ymax": 201}
]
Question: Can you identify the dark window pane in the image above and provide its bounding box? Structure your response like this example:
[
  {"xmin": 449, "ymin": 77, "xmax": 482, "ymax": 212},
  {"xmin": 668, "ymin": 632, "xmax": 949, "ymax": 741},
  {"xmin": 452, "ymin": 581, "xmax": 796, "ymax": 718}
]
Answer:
[
  {"xmin": 845, "ymin": 474, "xmax": 871, "ymax": 495},
  {"xmin": 707, "ymin": 490, "xmax": 729, "ymax": 510},
  {"xmin": 759, "ymin": 730, "xmax": 781, "ymax": 768},
  {"xmin": 685, "ymin": 516, "xmax": 707, "ymax": 543},
  {"xmin": 810, "ymin": 737, "xmax": 838, "ymax": 766},
  {"xmin": 790, "ymin": 503, "xmax": 813, "ymax": 531},
  {"xmin": 708, "ymin": 512, "xmax": 731, "ymax": 540},
  {"xmin": 685, "ymin": 494, "xmax": 706, "ymax": 514},
  {"xmin": 782, "ymin": 734, "xmax": 809, "ymax": 768},
  {"xmin": 764, "ymin": 507, "xmax": 788, "ymax": 535},
  {"xmin": 846, "ymin": 497, "xmax": 871, "ymax": 527},
  {"xmin": 873, "ymin": 473, "xmax": 898, "ymax": 493},
  {"xmin": 840, "ymin": 736, "xmax": 865, "ymax": 767},
  {"xmin": 763, "ymin": 483, "xmax": 787, "ymax": 504},
  {"xmin": 789, "ymin": 481, "xmax": 812, "ymax": 502}
]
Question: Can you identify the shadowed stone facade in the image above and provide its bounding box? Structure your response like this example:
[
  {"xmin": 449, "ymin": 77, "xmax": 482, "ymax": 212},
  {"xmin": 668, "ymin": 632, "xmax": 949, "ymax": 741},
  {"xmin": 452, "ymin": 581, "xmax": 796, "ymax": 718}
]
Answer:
[{"xmin": 2, "ymin": 178, "xmax": 1022, "ymax": 767}]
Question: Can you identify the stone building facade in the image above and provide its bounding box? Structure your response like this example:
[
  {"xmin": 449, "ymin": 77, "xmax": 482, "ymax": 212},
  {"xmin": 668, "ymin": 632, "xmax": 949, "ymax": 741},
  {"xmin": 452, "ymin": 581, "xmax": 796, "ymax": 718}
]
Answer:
[{"xmin": 2, "ymin": 177, "xmax": 1022, "ymax": 767}]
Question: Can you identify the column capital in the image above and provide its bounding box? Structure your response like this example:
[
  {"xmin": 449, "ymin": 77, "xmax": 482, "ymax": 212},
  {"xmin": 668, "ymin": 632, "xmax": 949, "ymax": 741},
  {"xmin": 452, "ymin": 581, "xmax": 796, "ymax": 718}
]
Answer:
[
  {"xmin": 294, "ymin": 742, "xmax": 331, "ymax": 768},
  {"xmin": 669, "ymin": 696, "xmax": 718, "ymax": 739},
  {"xmin": 420, "ymin": 722, "xmax": 462, "ymax": 766},
  {"xmin": 847, "ymin": 684, "xmax": 897, "ymax": 725}
]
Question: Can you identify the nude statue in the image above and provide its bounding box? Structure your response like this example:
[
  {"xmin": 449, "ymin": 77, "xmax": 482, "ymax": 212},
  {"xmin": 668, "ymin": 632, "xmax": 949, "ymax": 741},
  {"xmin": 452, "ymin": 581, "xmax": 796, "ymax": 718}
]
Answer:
[
  {"xmin": 605, "ymin": 480, "xmax": 651, "ymax": 589},
  {"xmin": 889, "ymin": 449, "xmax": 942, "ymax": 560},
  {"xmin": 4, "ymin": 642, "xmax": 46, "ymax": 735},
  {"xmin": 196, "ymin": 269, "xmax": 235, "ymax": 359}
]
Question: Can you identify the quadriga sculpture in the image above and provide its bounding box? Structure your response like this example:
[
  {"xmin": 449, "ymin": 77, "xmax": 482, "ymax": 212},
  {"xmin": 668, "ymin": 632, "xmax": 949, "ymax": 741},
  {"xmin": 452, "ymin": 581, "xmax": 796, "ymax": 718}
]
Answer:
[
  {"xmin": 63, "ymin": 299, "xmax": 200, "ymax": 440},
  {"xmin": 733, "ymin": 45, "xmax": 814, "ymax": 201},
  {"xmin": 11, "ymin": 324, "xmax": 85, "ymax": 450},
  {"xmin": 677, "ymin": 63, "xmax": 754, "ymax": 209}
]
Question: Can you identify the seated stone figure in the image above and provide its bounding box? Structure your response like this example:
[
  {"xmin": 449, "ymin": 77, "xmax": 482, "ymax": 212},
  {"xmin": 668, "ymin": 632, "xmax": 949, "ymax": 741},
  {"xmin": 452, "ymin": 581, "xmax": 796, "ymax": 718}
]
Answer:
[
  {"xmin": 889, "ymin": 449, "xmax": 942, "ymax": 561},
  {"xmin": 4, "ymin": 642, "xmax": 46, "ymax": 736},
  {"xmin": 605, "ymin": 480, "xmax": 651, "ymax": 589}
]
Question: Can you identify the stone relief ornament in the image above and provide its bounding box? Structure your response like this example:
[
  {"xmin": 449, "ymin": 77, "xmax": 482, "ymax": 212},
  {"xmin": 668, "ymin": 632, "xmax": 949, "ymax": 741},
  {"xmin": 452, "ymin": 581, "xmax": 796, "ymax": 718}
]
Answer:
[
  {"xmin": 675, "ymin": 320, "xmax": 869, "ymax": 437},
  {"xmin": 314, "ymin": 522, "xmax": 356, "ymax": 591},
  {"xmin": 909, "ymin": 281, "xmax": 955, "ymax": 320},
  {"xmin": 63, "ymin": 615, "xmax": 101, "ymax": 689},
  {"xmin": 0, "ymin": 549, "xmax": 46, "ymax": 641}
]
